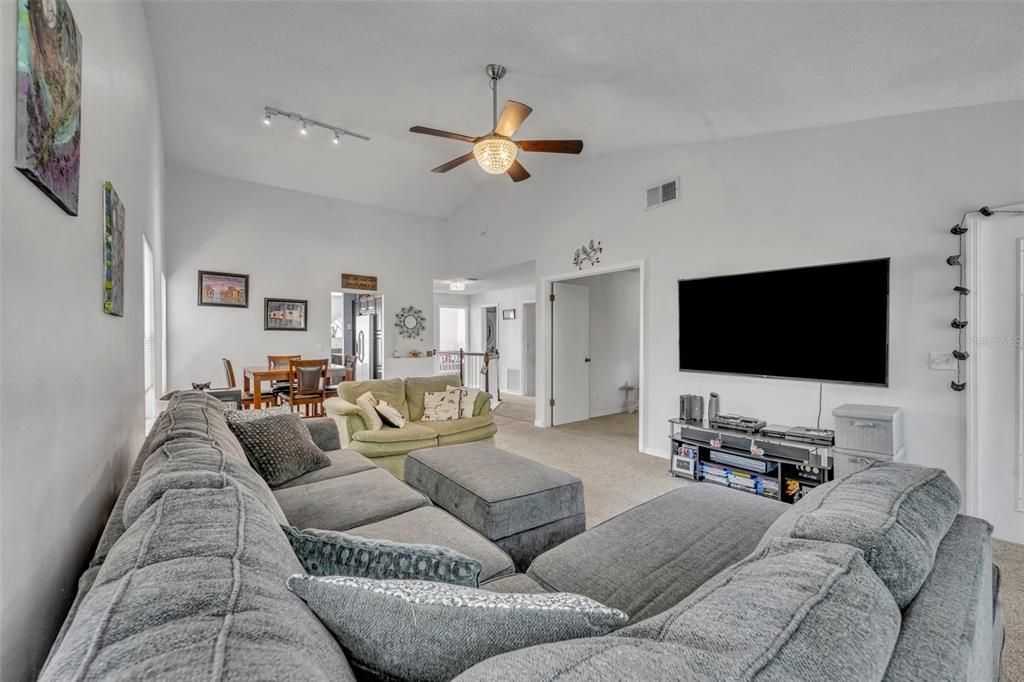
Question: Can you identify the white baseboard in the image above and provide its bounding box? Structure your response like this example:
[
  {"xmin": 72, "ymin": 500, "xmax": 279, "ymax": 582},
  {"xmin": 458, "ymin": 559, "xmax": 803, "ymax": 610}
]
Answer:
[
  {"xmin": 642, "ymin": 446, "xmax": 670, "ymax": 460},
  {"xmin": 588, "ymin": 405, "xmax": 639, "ymax": 419}
]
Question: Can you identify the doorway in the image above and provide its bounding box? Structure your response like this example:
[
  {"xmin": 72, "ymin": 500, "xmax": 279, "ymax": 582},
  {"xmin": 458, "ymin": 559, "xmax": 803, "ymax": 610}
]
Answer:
[
  {"xmin": 482, "ymin": 306, "xmax": 498, "ymax": 354},
  {"xmin": 547, "ymin": 263, "xmax": 643, "ymax": 449},
  {"xmin": 522, "ymin": 302, "xmax": 537, "ymax": 396},
  {"xmin": 967, "ymin": 205, "xmax": 1024, "ymax": 544}
]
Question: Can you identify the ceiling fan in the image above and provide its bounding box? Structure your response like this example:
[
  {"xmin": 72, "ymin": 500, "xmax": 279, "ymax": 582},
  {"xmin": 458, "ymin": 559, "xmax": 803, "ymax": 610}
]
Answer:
[{"xmin": 410, "ymin": 64, "xmax": 583, "ymax": 182}]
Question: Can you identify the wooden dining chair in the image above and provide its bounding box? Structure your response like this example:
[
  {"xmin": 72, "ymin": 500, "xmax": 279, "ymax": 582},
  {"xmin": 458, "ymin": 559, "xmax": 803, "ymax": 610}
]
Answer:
[
  {"xmin": 267, "ymin": 354, "xmax": 301, "ymax": 405},
  {"xmin": 221, "ymin": 358, "xmax": 254, "ymax": 409},
  {"xmin": 280, "ymin": 358, "xmax": 328, "ymax": 417},
  {"xmin": 324, "ymin": 354, "xmax": 357, "ymax": 397}
]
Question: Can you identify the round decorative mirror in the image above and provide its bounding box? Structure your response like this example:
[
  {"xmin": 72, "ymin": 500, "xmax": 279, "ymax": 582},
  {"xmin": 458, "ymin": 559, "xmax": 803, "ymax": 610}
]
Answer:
[{"xmin": 395, "ymin": 306, "xmax": 426, "ymax": 339}]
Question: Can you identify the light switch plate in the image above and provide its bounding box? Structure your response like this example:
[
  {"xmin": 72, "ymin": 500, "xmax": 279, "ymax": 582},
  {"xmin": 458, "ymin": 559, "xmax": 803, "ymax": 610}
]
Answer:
[{"xmin": 929, "ymin": 351, "xmax": 957, "ymax": 371}]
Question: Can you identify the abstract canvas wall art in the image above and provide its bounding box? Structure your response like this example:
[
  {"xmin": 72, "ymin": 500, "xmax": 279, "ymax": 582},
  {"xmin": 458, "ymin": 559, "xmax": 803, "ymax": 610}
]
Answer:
[
  {"xmin": 103, "ymin": 183, "xmax": 124, "ymax": 316},
  {"xmin": 16, "ymin": 0, "xmax": 83, "ymax": 215}
]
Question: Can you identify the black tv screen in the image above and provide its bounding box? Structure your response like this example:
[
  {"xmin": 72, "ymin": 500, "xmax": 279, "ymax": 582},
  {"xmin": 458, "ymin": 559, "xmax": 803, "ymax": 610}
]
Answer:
[{"xmin": 678, "ymin": 258, "xmax": 889, "ymax": 385}]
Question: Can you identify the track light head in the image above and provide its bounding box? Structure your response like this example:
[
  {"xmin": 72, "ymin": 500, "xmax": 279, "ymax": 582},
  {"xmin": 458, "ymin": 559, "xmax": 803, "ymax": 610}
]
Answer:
[
  {"xmin": 951, "ymin": 318, "xmax": 968, "ymax": 329},
  {"xmin": 263, "ymin": 109, "xmax": 272, "ymax": 126},
  {"xmin": 333, "ymin": 132, "xmax": 341, "ymax": 145},
  {"xmin": 954, "ymin": 286, "xmax": 970, "ymax": 296},
  {"xmin": 980, "ymin": 206, "xmax": 994, "ymax": 217},
  {"xmin": 950, "ymin": 380, "xmax": 966, "ymax": 392},
  {"xmin": 950, "ymin": 225, "xmax": 967, "ymax": 235},
  {"xmin": 946, "ymin": 255, "xmax": 962, "ymax": 266},
  {"xmin": 953, "ymin": 349, "xmax": 970, "ymax": 361},
  {"xmin": 299, "ymin": 120, "xmax": 308, "ymax": 135}
]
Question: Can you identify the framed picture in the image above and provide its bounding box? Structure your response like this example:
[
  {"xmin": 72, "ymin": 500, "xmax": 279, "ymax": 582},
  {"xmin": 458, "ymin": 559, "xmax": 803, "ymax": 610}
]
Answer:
[
  {"xmin": 502, "ymin": 308, "xmax": 516, "ymax": 320},
  {"xmin": 265, "ymin": 298, "xmax": 308, "ymax": 331},
  {"xmin": 102, "ymin": 182, "xmax": 125, "ymax": 316},
  {"xmin": 198, "ymin": 271, "xmax": 249, "ymax": 307},
  {"xmin": 15, "ymin": 0, "xmax": 82, "ymax": 215}
]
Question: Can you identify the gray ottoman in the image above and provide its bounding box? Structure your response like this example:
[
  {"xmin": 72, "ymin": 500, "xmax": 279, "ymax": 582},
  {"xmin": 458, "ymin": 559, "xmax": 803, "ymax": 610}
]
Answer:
[{"xmin": 404, "ymin": 444, "xmax": 586, "ymax": 570}]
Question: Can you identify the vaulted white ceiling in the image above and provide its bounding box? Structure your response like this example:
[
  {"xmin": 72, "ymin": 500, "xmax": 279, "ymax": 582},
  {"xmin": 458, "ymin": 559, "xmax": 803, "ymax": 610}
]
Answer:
[{"xmin": 144, "ymin": 1, "xmax": 1024, "ymax": 219}]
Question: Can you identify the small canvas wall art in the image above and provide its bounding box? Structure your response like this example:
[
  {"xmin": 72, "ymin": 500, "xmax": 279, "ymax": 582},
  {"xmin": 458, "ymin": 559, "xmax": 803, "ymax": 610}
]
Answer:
[
  {"xmin": 198, "ymin": 271, "xmax": 249, "ymax": 307},
  {"xmin": 265, "ymin": 298, "xmax": 308, "ymax": 331},
  {"xmin": 16, "ymin": 0, "xmax": 83, "ymax": 215},
  {"xmin": 102, "ymin": 182, "xmax": 125, "ymax": 316}
]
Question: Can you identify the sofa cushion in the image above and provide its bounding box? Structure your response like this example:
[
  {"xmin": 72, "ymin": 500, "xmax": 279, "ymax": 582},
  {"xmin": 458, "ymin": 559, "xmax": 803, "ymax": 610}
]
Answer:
[
  {"xmin": 527, "ymin": 485, "xmax": 786, "ymax": 623},
  {"xmin": 340, "ymin": 378, "xmax": 410, "ymax": 420},
  {"xmin": 481, "ymin": 573, "xmax": 547, "ymax": 595},
  {"xmin": 125, "ymin": 438, "xmax": 289, "ymax": 527},
  {"xmin": 417, "ymin": 414, "xmax": 495, "ymax": 438},
  {"xmin": 405, "ymin": 444, "xmax": 584, "ymax": 541},
  {"xmin": 438, "ymin": 423, "xmax": 498, "ymax": 447},
  {"xmin": 273, "ymin": 449, "xmax": 376, "ymax": 490},
  {"xmin": 346, "ymin": 507, "xmax": 515, "ymax": 583},
  {"xmin": 883, "ymin": 515, "xmax": 995, "ymax": 682},
  {"xmin": 287, "ymin": 574, "xmax": 626, "ymax": 682},
  {"xmin": 351, "ymin": 421, "xmax": 437, "ymax": 443},
  {"xmin": 460, "ymin": 538, "xmax": 901, "ymax": 682},
  {"xmin": 146, "ymin": 390, "xmax": 247, "ymax": 462},
  {"xmin": 226, "ymin": 410, "xmax": 331, "ymax": 487},
  {"xmin": 404, "ymin": 374, "xmax": 461, "ymax": 421},
  {"xmin": 40, "ymin": 485, "xmax": 354, "ymax": 681},
  {"xmin": 303, "ymin": 417, "xmax": 342, "ymax": 451},
  {"xmin": 757, "ymin": 461, "xmax": 961, "ymax": 607},
  {"xmin": 273, "ymin": 468, "xmax": 430, "ymax": 531},
  {"xmin": 283, "ymin": 525, "xmax": 481, "ymax": 587}
]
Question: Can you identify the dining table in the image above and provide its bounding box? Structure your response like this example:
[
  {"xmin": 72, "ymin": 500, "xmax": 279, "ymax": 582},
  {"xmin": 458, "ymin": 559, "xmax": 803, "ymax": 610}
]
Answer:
[{"xmin": 243, "ymin": 364, "xmax": 353, "ymax": 409}]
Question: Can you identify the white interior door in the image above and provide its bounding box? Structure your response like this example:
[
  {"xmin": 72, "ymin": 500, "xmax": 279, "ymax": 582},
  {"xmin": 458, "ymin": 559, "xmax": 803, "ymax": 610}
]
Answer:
[
  {"xmin": 974, "ymin": 213, "xmax": 1024, "ymax": 543},
  {"xmin": 552, "ymin": 282, "xmax": 590, "ymax": 425}
]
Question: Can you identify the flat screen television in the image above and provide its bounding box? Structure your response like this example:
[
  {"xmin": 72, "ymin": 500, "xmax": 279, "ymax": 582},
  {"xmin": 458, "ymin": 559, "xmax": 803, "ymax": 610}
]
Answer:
[{"xmin": 678, "ymin": 258, "xmax": 889, "ymax": 385}]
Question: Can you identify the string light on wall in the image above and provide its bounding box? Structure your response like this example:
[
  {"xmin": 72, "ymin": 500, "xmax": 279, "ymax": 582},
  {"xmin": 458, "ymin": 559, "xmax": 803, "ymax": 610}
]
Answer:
[
  {"xmin": 262, "ymin": 106, "xmax": 371, "ymax": 145},
  {"xmin": 946, "ymin": 205, "xmax": 1024, "ymax": 392}
]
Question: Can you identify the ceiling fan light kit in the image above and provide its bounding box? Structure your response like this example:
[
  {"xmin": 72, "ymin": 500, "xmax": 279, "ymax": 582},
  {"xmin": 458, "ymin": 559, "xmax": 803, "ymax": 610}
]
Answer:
[{"xmin": 409, "ymin": 63, "xmax": 584, "ymax": 182}]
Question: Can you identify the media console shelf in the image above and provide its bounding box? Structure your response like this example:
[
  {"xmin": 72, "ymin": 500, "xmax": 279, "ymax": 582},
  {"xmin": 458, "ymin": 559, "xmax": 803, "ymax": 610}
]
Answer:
[{"xmin": 669, "ymin": 418, "xmax": 833, "ymax": 504}]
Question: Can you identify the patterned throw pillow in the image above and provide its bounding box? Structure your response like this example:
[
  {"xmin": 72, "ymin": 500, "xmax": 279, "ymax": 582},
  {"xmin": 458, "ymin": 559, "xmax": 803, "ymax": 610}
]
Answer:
[
  {"xmin": 355, "ymin": 392, "xmax": 384, "ymax": 431},
  {"xmin": 225, "ymin": 410, "xmax": 330, "ymax": 487},
  {"xmin": 375, "ymin": 400, "xmax": 406, "ymax": 428},
  {"xmin": 287, "ymin": 575, "xmax": 628, "ymax": 682},
  {"xmin": 422, "ymin": 390, "xmax": 460, "ymax": 422},
  {"xmin": 447, "ymin": 385, "xmax": 480, "ymax": 418},
  {"xmin": 282, "ymin": 526, "xmax": 481, "ymax": 587}
]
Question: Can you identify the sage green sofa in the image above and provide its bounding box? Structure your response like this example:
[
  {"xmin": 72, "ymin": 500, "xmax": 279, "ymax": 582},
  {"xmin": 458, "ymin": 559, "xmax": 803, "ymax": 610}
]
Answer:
[{"xmin": 324, "ymin": 375, "xmax": 496, "ymax": 476}]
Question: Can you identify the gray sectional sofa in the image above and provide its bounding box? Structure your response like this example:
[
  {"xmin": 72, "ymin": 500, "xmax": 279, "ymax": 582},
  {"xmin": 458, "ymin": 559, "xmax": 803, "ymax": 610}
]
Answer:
[{"xmin": 40, "ymin": 391, "xmax": 1003, "ymax": 681}]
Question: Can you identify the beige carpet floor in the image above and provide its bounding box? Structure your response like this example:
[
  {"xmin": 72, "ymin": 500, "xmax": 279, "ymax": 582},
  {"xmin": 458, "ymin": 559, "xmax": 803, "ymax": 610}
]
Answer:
[{"xmin": 491, "ymin": 395, "xmax": 1023, "ymax": 679}]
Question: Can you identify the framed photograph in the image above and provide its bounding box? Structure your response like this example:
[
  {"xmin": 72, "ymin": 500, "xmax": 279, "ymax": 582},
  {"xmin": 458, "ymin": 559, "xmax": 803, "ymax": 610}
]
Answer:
[
  {"xmin": 265, "ymin": 298, "xmax": 308, "ymax": 331},
  {"xmin": 198, "ymin": 271, "xmax": 249, "ymax": 307},
  {"xmin": 502, "ymin": 308, "xmax": 516, "ymax": 320},
  {"xmin": 102, "ymin": 183, "xmax": 125, "ymax": 316},
  {"xmin": 15, "ymin": 0, "xmax": 82, "ymax": 215}
]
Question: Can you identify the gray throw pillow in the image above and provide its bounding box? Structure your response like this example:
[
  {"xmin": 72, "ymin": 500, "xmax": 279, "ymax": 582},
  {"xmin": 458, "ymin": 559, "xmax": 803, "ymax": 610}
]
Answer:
[
  {"xmin": 756, "ymin": 461, "xmax": 960, "ymax": 608},
  {"xmin": 287, "ymin": 575, "xmax": 627, "ymax": 682},
  {"xmin": 225, "ymin": 410, "xmax": 330, "ymax": 487},
  {"xmin": 283, "ymin": 526, "xmax": 481, "ymax": 587}
]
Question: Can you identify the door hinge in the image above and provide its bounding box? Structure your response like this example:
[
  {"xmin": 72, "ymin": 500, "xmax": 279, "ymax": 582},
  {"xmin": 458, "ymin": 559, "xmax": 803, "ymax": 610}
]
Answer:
[
  {"xmin": 549, "ymin": 293, "xmax": 555, "ymax": 302},
  {"xmin": 549, "ymin": 398, "xmax": 555, "ymax": 407}
]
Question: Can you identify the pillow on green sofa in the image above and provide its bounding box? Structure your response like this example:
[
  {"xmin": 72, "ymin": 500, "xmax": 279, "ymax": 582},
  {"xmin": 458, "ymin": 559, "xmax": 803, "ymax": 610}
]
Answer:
[
  {"xmin": 422, "ymin": 390, "xmax": 460, "ymax": 422},
  {"xmin": 355, "ymin": 392, "xmax": 384, "ymax": 431},
  {"xmin": 287, "ymin": 574, "xmax": 627, "ymax": 682},
  {"xmin": 283, "ymin": 526, "xmax": 480, "ymax": 587},
  {"xmin": 375, "ymin": 400, "xmax": 406, "ymax": 428},
  {"xmin": 448, "ymin": 385, "xmax": 481, "ymax": 418},
  {"xmin": 225, "ymin": 410, "xmax": 330, "ymax": 487}
]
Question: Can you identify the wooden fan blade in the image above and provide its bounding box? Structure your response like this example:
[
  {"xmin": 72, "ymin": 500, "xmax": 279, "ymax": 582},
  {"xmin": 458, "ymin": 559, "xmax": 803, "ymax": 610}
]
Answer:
[
  {"xmin": 494, "ymin": 101, "xmax": 533, "ymax": 137},
  {"xmin": 517, "ymin": 140, "xmax": 584, "ymax": 154},
  {"xmin": 410, "ymin": 126, "xmax": 477, "ymax": 143},
  {"xmin": 507, "ymin": 159, "xmax": 530, "ymax": 183},
  {"xmin": 431, "ymin": 152, "xmax": 475, "ymax": 173}
]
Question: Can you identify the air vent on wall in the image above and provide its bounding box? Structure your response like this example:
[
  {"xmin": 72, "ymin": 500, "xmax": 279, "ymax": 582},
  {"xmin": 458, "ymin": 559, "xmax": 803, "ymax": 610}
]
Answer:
[{"xmin": 644, "ymin": 177, "xmax": 679, "ymax": 211}]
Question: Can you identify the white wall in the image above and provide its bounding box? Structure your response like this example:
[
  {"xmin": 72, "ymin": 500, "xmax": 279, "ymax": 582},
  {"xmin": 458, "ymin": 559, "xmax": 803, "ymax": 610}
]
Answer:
[
  {"xmin": 165, "ymin": 168, "xmax": 446, "ymax": 388},
  {"xmin": 445, "ymin": 101, "xmax": 1024, "ymax": 494},
  {"xmin": 467, "ymin": 285, "xmax": 535, "ymax": 394},
  {"xmin": 573, "ymin": 270, "xmax": 640, "ymax": 416},
  {"xmin": 0, "ymin": 1, "xmax": 166, "ymax": 678}
]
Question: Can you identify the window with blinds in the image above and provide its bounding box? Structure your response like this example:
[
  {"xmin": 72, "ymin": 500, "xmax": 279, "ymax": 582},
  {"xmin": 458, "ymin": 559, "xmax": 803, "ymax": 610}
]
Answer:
[{"xmin": 143, "ymin": 236, "xmax": 156, "ymax": 420}]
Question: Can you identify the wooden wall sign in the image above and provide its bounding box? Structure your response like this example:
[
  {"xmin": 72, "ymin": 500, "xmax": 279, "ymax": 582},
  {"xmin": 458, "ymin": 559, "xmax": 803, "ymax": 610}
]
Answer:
[{"xmin": 341, "ymin": 273, "xmax": 378, "ymax": 291}]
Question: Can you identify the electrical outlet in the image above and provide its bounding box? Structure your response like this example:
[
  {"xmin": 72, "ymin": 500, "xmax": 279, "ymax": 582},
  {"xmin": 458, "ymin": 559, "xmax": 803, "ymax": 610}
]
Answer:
[{"xmin": 929, "ymin": 351, "xmax": 957, "ymax": 371}]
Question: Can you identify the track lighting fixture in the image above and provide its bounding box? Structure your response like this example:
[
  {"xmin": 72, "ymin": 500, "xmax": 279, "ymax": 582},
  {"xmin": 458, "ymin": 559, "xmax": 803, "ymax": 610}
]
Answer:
[
  {"xmin": 950, "ymin": 380, "xmax": 966, "ymax": 392},
  {"xmin": 979, "ymin": 206, "xmax": 994, "ymax": 217},
  {"xmin": 951, "ymin": 318, "xmax": 968, "ymax": 329},
  {"xmin": 262, "ymin": 106, "xmax": 370, "ymax": 145},
  {"xmin": 952, "ymin": 350, "xmax": 970, "ymax": 361},
  {"xmin": 946, "ymin": 255, "xmax": 961, "ymax": 266},
  {"xmin": 950, "ymin": 224, "xmax": 968, "ymax": 235},
  {"xmin": 954, "ymin": 286, "xmax": 969, "ymax": 295}
]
